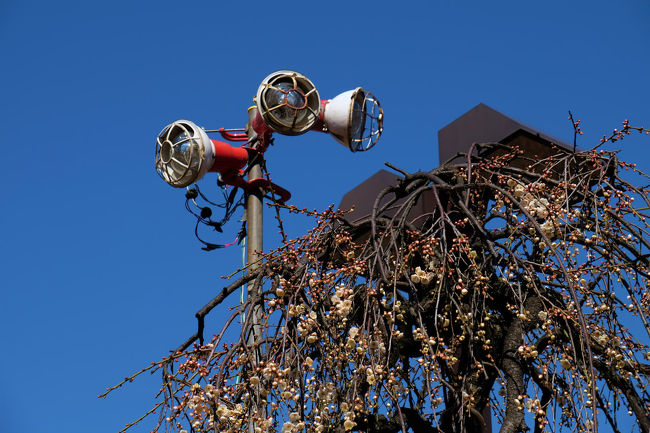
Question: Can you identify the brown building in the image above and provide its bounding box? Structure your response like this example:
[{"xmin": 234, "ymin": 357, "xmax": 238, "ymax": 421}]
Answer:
[{"xmin": 339, "ymin": 103, "xmax": 571, "ymax": 223}]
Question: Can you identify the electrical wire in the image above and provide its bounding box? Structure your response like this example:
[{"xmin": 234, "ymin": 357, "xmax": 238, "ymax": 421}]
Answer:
[{"xmin": 184, "ymin": 181, "xmax": 246, "ymax": 251}]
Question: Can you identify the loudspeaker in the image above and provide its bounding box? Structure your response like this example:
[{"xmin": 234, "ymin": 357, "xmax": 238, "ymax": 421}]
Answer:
[
  {"xmin": 255, "ymin": 70, "xmax": 321, "ymax": 135},
  {"xmin": 320, "ymin": 88, "xmax": 383, "ymax": 152},
  {"xmin": 155, "ymin": 120, "xmax": 248, "ymax": 188}
]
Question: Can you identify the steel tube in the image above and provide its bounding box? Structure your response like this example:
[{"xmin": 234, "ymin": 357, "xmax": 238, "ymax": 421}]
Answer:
[{"xmin": 246, "ymin": 161, "xmax": 264, "ymax": 432}]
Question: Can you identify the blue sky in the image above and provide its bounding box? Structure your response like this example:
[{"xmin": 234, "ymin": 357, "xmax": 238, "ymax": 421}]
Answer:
[{"xmin": 1, "ymin": 1, "xmax": 649, "ymax": 432}]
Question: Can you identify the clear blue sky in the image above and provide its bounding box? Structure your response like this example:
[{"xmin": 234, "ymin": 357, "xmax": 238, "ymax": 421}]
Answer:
[{"xmin": 1, "ymin": 1, "xmax": 649, "ymax": 432}]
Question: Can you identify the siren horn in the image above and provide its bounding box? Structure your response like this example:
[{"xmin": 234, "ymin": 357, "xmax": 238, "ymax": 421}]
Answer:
[
  {"xmin": 255, "ymin": 70, "xmax": 321, "ymax": 135},
  {"xmin": 316, "ymin": 87, "xmax": 383, "ymax": 152},
  {"xmin": 155, "ymin": 120, "xmax": 249, "ymax": 188}
]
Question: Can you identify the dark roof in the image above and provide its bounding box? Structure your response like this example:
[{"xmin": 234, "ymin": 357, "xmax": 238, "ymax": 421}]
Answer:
[
  {"xmin": 339, "ymin": 103, "xmax": 571, "ymax": 224},
  {"xmin": 437, "ymin": 103, "xmax": 571, "ymax": 165},
  {"xmin": 338, "ymin": 169, "xmax": 400, "ymax": 224},
  {"xmin": 338, "ymin": 168, "xmax": 435, "ymax": 228}
]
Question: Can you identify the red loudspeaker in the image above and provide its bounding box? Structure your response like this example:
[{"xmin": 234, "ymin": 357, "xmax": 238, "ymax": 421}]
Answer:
[{"xmin": 155, "ymin": 120, "xmax": 248, "ymax": 188}]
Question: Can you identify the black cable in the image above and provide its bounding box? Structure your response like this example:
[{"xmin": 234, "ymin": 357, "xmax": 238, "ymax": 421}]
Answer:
[{"xmin": 183, "ymin": 184, "xmax": 246, "ymax": 251}]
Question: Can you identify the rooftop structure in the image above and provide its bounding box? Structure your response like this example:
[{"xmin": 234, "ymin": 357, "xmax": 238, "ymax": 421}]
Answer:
[{"xmin": 339, "ymin": 103, "xmax": 570, "ymax": 223}]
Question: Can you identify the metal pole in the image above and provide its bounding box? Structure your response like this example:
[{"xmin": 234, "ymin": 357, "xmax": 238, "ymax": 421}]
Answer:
[
  {"xmin": 245, "ymin": 106, "xmax": 272, "ymax": 431},
  {"xmin": 246, "ymin": 160, "xmax": 263, "ymax": 304},
  {"xmin": 246, "ymin": 153, "xmax": 264, "ymax": 433}
]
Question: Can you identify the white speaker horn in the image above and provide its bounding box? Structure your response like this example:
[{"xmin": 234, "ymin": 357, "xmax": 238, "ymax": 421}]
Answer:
[
  {"xmin": 322, "ymin": 87, "xmax": 383, "ymax": 152},
  {"xmin": 156, "ymin": 120, "xmax": 215, "ymax": 188}
]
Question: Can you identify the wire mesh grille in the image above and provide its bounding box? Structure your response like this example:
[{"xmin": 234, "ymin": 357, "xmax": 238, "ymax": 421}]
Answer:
[
  {"xmin": 257, "ymin": 71, "xmax": 320, "ymax": 135},
  {"xmin": 155, "ymin": 121, "xmax": 205, "ymax": 187},
  {"xmin": 349, "ymin": 89, "xmax": 383, "ymax": 152}
]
